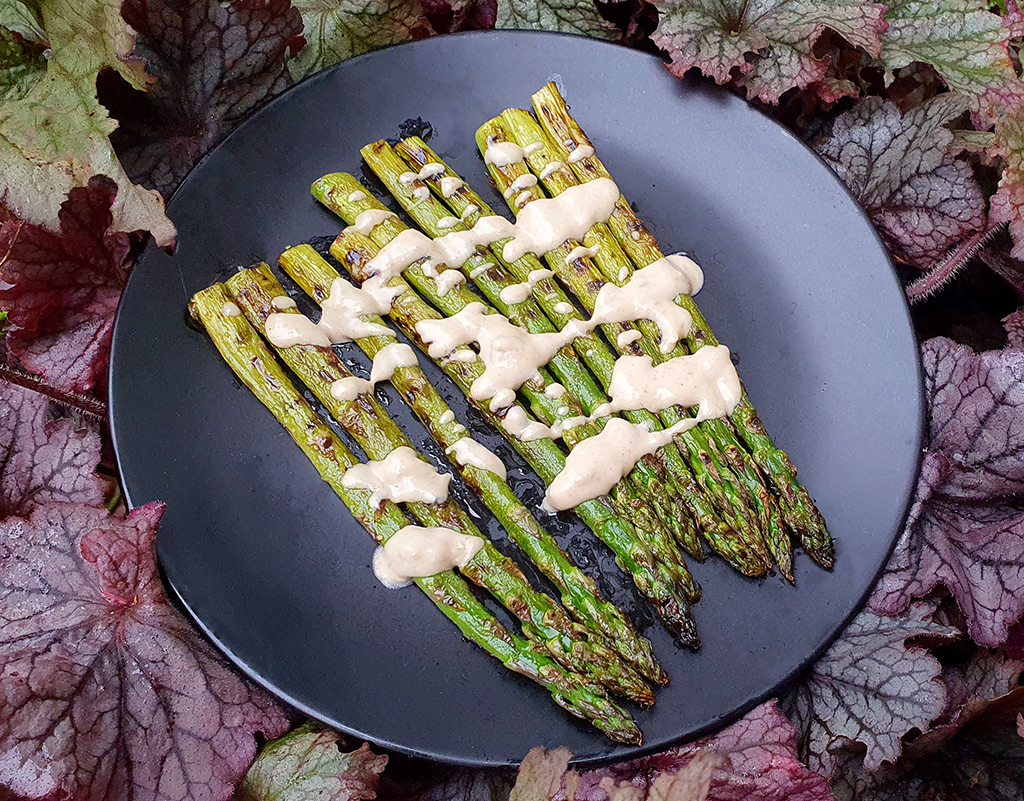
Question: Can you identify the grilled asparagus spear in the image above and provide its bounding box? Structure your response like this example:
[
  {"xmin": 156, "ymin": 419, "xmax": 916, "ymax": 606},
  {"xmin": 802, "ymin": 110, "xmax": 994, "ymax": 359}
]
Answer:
[{"xmin": 190, "ymin": 281, "xmax": 642, "ymax": 744}]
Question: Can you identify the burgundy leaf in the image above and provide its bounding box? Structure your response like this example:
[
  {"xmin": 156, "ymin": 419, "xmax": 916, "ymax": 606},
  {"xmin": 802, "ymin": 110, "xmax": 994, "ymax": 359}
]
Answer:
[
  {"xmin": 0, "ymin": 381, "xmax": 104, "ymax": 520},
  {"xmin": 0, "ymin": 176, "xmax": 135, "ymax": 394},
  {"xmin": 779, "ymin": 602, "xmax": 957, "ymax": 776},
  {"xmin": 102, "ymin": 0, "xmax": 305, "ymax": 196},
  {"xmin": 870, "ymin": 338, "xmax": 1024, "ymax": 647},
  {"xmin": 1004, "ymin": 309, "xmax": 1024, "ymax": 349},
  {"xmin": 650, "ymin": 0, "xmax": 885, "ymax": 105},
  {"xmin": 815, "ymin": 95, "xmax": 987, "ymax": 272},
  {"xmin": 904, "ymin": 648, "xmax": 1024, "ymax": 759},
  {"xmin": 559, "ymin": 702, "xmax": 834, "ymax": 801},
  {"xmin": 236, "ymin": 724, "xmax": 387, "ymax": 801},
  {"xmin": 0, "ymin": 502, "xmax": 289, "ymax": 800},
  {"xmin": 991, "ymin": 102, "xmax": 1024, "ymax": 261},
  {"xmin": 830, "ymin": 689, "xmax": 1024, "ymax": 801}
]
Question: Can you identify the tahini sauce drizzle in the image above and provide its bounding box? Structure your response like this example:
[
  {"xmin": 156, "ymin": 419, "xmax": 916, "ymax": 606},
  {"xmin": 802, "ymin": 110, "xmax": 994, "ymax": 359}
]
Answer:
[
  {"xmin": 484, "ymin": 141, "xmax": 524, "ymax": 167},
  {"xmin": 606, "ymin": 348, "xmax": 740, "ymax": 416},
  {"xmin": 498, "ymin": 268, "xmax": 553, "ymax": 305},
  {"xmin": 343, "ymin": 446, "xmax": 450, "ymax": 505},
  {"xmin": 352, "ymin": 208, "xmax": 396, "ymax": 235},
  {"xmin": 369, "ymin": 343, "xmax": 417, "ymax": 385},
  {"xmin": 590, "ymin": 255, "xmax": 703, "ymax": 353},
  {"xmin": 441, "ymin": 176, "xmax": 464, "ymax": 197},
  {"xmin": 373, "ymin": 525, "xmax": 483, "ymax": 588},
  {"xmin": 446, "ymin": 439, "xmax": 507, "ymax": 479},
  {"xmin": 318, "ymin": 277, "xmax": 393, "ymax": 342},
  {"xmin": 416, "ymin": 302, "xmax": 579, "ymax": 401},
  {"xmin": 544, "ymin": 416, "xmax": 708, "ymax": 511}
]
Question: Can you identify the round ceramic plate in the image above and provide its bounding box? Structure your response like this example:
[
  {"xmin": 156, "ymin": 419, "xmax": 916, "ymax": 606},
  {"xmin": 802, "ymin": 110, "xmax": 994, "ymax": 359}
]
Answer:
[{"xmin": 110, "ymin": 30, "xmax": 923, "ymax": 767}]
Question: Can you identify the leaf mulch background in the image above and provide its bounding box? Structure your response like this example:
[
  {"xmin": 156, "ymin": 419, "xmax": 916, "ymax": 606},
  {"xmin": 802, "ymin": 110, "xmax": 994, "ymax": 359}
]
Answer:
[{"xmin": 1, "ymin": 1, "xmax": 1024, "ymax": 799}]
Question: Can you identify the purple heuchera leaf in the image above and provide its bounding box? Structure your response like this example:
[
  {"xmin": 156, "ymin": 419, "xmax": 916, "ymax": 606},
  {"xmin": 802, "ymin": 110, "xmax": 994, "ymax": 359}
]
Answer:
[
  {"xmin": 1004, "ymin": 308, "xmax": 1024, "ymax": 349},
  {"xmin": 650, "ymin": 0, "xmax": 885, "ymax": 105},
  {"xmin": 829, "ymin": 686, "xmax": 1024, "ymax": 800},
  {"xmin": 991, "ymin": 103, "xmax": 1024, "ymax": 261},
  {"xmin": 527, "ymin": 702, "xmax": 834, "ymax": 801},
  {"xmin": 779, "ymin": 601, "xmax": 957, "ymax": 777},
  {"xmin": 0, "ymin": 502, "xmax": 289, "ymax": 800},
  {"xmin": 871, "ymin": 337, "xmax": 1024, "ymax": 646},
  {"xmin": 815, "ymin": 95, "xmax": 987, "ymax": 272},
  {"xmin": 101, "ymin": 0, "xmax": 305, "ymax": 196},
  {"xmin": 0, "ymin": 176, "xmax": 135, "ymax": 394},
  {"xmin": 236, "ymin": 723, "xmax": 387, "ymax": 801},
  {"xmin": 0, "ymin": 382, "xmax": 104, "ymax": 520}
]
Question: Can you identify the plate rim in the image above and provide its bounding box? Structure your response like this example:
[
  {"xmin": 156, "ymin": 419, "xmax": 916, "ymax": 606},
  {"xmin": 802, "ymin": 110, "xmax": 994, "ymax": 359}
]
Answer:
[{"xmin": 109, "ymin": 28, "xmax": 926, "ymax": 767}]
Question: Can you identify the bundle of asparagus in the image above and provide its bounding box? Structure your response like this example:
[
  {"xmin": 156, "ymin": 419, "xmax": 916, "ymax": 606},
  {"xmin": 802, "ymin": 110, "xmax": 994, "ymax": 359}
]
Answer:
[{"xmin": 189, "ymin": 82, "xmax": 833, "ymax": 743}]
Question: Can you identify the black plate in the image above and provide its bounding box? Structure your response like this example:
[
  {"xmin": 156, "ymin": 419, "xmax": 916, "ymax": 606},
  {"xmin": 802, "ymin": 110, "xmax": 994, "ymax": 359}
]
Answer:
[{"xmin": 110, "ymin": 30, "xmax": 923, "ymax": 767}]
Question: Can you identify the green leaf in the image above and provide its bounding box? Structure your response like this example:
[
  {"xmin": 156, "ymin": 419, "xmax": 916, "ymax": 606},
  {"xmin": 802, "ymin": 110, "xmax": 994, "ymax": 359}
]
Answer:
[
  {"xmin": 650, "ymin": 0, "xmax": 886, "ymax": 104},
  {"xmin": 0, "ymin": 25, "xmax": 45, "ymax": 101},
  {"xmin": 880, "ymin": 1, "xmax": 1023, "ymax": 115},
  {"xmin": 0, "ymin": 0, "xmax": 47, "ymax": 43},
  {"xmin": 991, "ymin": 103, "xmax": 1024, "ymax": 260},
  {"xmin": 288, "ymin": 0, "xmax": 433, "ymax": 80},
  {"xmin": 0, "ymin": 0, "xmax": 174, "ymax": 245},
  {"xmin": 235, "ymin": 723, "xmax": 388, "ymax": 801},
  {"xmin": 495, "ymin": 0, "xmax": 618, "ymax": 39}
]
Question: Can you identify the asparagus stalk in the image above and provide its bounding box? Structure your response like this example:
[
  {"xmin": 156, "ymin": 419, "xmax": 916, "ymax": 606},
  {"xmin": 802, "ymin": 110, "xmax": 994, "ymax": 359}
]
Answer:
[
  {"xmin": 531, "ymin": 82, "xmax": 834, "ymax": 569},
  {"xmin": 395, "ymin": 136, "xmax": 776, "ymax": 578},
  {"xmin": 281, "ymin": 226, "xmax": 700, "ymax": 647},
  {"xmin": 226, "ymin": 263, "xmax": 656, "ymax": 703},
  {"xmin": 189, "ymin": 282, "xmax": 642, "ymax": 744},
  {"xmin": 313, "ymin": 170, "xmax": 701, "ymax": 607},
  {"xmin": 359, "ymin": 140, "xmax": 701, "ymax": 591},
  {"xmin": 278, "ymin": 246, "xmax": 665, "ymax": 684},
  {"xmin": 484, "ymin": 111, "xmax": 794, "ymax": 581}
]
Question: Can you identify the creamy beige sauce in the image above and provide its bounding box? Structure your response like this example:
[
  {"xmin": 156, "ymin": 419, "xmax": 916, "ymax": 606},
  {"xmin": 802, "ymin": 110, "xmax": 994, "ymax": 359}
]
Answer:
[
  {"xmin": 503, "ymin": 174, "xmax": 538, "ymax": 199},
  {"xmin": 539, "ymin": 161, "xmax": 564, "ymax": 180},
  {"xmin": 502, "ymin": 178, "xmax": 619, "ymax": 262},
  {"xmin": 222, "ymin": 301, "xmax": 241, "ymax": 317},
  {"xmin": 618, "ymin": 267, "xmax": 629, "ymax": 282},
  {"xmin": 544, "ymin": 416, "xmax": 704, "ymax": 511},
  {"xmin": 417, "ymin": 302, "xmax": 576, "ymax": 402},
  {"xmin": 446, "ymin": 438, "xmax": 507, "ymax": 479},
  {"xmin": 448, "ymin": 349, "xmax": 478, "ymax": 363},
  {"xmin": 439, "ymin": 410, "xmax": 456, "ymax": 425},
  {"xmin": 348, "ymin": 190, "xmax": 368, "ymax": 203},
  {"xmin": 489, "ymin": 387, "xmax": 516, "ymax": 410},
  {"xmin": 553, "ymin": 301, "xmax": 574, "ymax": 315},
  {"xmin": 565, "ymin": 245, "xmax": 599, "ymax": 264},
  {"xmin": 524, "ymin": 142, "xmax": 543, "ymax": 155},
  {"xmin": 373, "ymin": 525, "xmax": 483, "ymax": 588},
  {"xmin": 419, "ymin": 163, "xmax": 445, "ymax": 179},
  {"xmin": 590, "ymin": 256, "xmax": 703, "ymax": 353},
  {"xmin": 469, "ymin": 263, "xmax": 492, "ymax": 280},
  {"xmin": 353, "ymin": 209, "xmax": 396, "ymax": 235},
  {"xmin": 484, "ymin": 141, "xmax": 524, "ymax": 167},
  {"xmin": 369, "ymin": 342, "xmax": 417, "ymax": 385},
  {"xmin": 265, "ymin": 312, "xmax": 331, "ymax": 347},
  {"xmin": 499, "ymin": 406, "xmax": 558, "ymax": 441},
  {"xmin": 544, "ymin": 382, "xmax": 566, "ymax": 399},
  {"xmin": 437, "ymin": 216, "xmax": 461, "ymax": 229},
  {"xmin": 413, "ymin": 186, "xmax": 430, "ymax": 201},
  {"xmin": 607, "ymin": 348, "xmax": 740, "ymax": 417},
  {"xmin": 330, "ymin": 376, "xmax": 372, "ymax": 401},
  {"xmin": 318, "ymin": 278, "xmax": 393, "ymax": 342},
  {"xmin": 461, "ymin": 203, "xmax": 480, "ymax": 219},
  {"xmin": 617, "ymin": 329, "xmax": 642, "ymax": 348},
  {"xmin": 343, "ymin": 446, "xmax": 450, "ymax": 505},
  {"xmin": 441, "ymin": 176, "xmax": 464, "ymax": 197},
  {"xmin": 399, "ymin": 171, "xmax": 418, "ymax": 185},
  {"xmin": 271, "ymin": 295, "xmax": 297, "ymax": 310},
  {"xmin": 568, "ymin": 144, "xmax": 595, "ymax": 163},
  {"xmin": 498, "ymin": 268, "xmax": 553, "ymax": 305}
]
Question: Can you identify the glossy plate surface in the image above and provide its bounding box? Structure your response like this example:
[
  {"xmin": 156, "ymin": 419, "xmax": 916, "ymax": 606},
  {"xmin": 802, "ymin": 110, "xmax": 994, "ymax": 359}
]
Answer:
[{"xmin": 110, "ymin": 30, "xmax": 923, "ymax": 766}]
